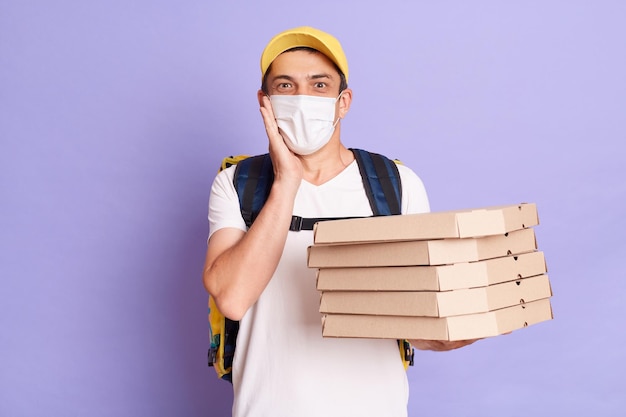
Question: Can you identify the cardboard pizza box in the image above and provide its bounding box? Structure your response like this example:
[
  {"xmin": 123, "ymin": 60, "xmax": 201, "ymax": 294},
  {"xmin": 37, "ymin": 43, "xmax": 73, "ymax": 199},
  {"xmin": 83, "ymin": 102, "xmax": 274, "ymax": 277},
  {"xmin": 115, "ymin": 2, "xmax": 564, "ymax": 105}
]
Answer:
[
  {"xmin": 316, "ymin": 251, "xmax": 547, "ymax": 292},
  {"xmin": 308, "ymin": 228, "xmax": 537, "ymax": 268},
  {"xmin": 319, "ymin": 274, "xmax": 552, "ymax": 317},
  {"xmin": 313, "ymin": 203, "xmax": 539, "ymax": 244},
  {"xmin": 321, "ymin": 297, "xmax": 553, "ymax": 341}
]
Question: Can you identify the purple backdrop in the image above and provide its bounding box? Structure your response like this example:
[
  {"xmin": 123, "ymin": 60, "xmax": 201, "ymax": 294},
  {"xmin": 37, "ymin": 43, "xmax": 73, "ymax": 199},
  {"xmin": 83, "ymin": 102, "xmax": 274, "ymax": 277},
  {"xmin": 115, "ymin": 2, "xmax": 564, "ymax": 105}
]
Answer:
[{"xmin": 1, "ymin": 1, "xmax": 624, "ymax": 416}]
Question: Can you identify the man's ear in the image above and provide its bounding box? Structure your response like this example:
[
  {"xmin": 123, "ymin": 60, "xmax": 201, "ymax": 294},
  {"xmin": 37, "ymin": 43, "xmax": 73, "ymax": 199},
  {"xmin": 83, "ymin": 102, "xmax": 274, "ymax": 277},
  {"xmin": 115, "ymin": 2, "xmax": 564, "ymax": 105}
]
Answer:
[
  {"xmin": 257, "ymin": 89, "xmax": 266, "ymax": 106},
  {"xmin": 338, "ymin": 88, "xmax": 353, "ymax": 118}
]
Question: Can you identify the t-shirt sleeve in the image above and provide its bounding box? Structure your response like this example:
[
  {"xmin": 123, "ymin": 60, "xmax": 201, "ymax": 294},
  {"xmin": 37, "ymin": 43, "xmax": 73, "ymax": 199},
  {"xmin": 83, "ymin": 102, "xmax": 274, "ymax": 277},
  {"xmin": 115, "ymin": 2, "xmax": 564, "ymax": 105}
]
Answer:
[
  {"xmin": 397, "ymin": 164, "xmax": 430, "ymax": 215},
  {"xmin": 207, "ymin": 166, "xmax": 247, "ymax": 239}
]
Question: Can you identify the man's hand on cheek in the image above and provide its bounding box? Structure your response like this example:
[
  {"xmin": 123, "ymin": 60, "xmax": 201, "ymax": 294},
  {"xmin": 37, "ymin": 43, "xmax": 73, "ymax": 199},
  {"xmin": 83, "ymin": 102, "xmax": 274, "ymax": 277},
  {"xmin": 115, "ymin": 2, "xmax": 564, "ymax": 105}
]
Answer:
[{"xmin": 259, "ymin": 95, "xmax": 302, "ymax": 188}]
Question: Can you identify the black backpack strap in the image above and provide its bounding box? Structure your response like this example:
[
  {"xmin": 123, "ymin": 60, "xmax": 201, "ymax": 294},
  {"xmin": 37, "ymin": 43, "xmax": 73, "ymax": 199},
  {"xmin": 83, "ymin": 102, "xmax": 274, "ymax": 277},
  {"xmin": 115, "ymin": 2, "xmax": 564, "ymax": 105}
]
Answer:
[
  {"xmin": 233, "ymin": 154, "xmax": 274, "ymax": 228},
  {"xmin": 351, "ymin": 148, "xmax": 402, "ymax": 216},
  {"xmin": 220, "ymin": 318, "xmax": 239, "ymax": 382},
  {"xmin": 289, "ymin": 215, "xmax": 362, "ymax": 231}
]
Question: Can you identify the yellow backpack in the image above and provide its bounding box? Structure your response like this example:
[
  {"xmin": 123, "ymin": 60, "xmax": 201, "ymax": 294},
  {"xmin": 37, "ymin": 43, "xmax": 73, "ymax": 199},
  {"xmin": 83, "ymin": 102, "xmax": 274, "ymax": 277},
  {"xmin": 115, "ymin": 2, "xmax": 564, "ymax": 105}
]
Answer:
[{"xmin": 207, "ymin": 151, "xmax": 415, "ymax": 382}]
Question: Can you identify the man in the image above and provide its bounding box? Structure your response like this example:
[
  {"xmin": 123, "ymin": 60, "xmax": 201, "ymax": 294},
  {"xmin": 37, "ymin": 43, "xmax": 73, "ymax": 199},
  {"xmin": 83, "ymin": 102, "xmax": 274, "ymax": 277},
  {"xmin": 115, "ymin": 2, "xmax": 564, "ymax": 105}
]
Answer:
[{"xmin": 203, "ymin": 26, "xmax": 476, "ymax": 417}]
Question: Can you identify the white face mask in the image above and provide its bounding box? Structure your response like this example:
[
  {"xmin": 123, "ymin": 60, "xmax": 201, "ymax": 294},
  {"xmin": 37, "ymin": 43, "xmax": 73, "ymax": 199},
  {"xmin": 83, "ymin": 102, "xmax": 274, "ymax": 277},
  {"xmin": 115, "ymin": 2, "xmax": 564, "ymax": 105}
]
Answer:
[{"xmin": 270, "ymin": 94, "xmax": 342, "ymax": 155}]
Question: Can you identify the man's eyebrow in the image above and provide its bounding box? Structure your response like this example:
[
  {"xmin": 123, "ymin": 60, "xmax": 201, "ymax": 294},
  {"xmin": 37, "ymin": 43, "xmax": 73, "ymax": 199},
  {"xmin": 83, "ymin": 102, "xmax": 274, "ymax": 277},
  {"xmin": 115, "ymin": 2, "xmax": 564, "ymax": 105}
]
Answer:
[
  {"xmin": 271, "ymin": 74, "xmax": 296, "ymax": 82},
  {"xmin": 309, "ymin": 73, "xmax": 333, "ymax": 80}
]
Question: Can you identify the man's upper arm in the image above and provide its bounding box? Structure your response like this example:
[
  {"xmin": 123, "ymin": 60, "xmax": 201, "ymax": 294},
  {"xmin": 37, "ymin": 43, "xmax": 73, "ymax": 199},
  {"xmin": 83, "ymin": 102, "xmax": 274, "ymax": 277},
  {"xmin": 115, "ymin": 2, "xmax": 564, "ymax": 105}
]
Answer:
[
  {"xmin": 208, "ymin": 167, "xmax": 247, "ymax": 240},
  {"xmin": 204, "ymin": 227, "xmax": 246, "ymax": 274},
  {"xmin": 203, "ymin": 167, "xmax": 248, "ymax": 293}
]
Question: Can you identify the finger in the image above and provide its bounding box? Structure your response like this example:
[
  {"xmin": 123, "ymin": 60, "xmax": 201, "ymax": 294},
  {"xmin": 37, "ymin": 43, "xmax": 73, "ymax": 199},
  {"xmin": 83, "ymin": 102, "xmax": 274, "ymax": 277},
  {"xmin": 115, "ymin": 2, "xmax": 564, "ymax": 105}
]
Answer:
[
  {"xmin": 411, "ymin": 340, "xmax": 443, "ymax": 351},
  {"xmin": 259, "ymin": 99, "xmax": 278, "ymax": 136},
  {"xmin": 410, "ymin": 338, "xmax": 481, "ymax": 352},
  {"xmin": 447, "ymin": 338, "xmax": 481, "ymax": 350},
  {"xmin": 259, "ymin": 97, "xmax": 286, "ymax": 150},
  {"xmin": 260, "ymin": 94, "xmax": 276, "ymax": 120}
]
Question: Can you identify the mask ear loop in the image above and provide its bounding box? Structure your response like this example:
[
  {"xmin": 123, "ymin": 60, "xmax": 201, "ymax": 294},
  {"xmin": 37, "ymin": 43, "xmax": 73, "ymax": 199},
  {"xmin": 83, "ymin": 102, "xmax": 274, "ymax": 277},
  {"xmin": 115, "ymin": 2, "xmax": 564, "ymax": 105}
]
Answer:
[{"xmin": 333, "ymin": 91, "xmax": 345, "ymax": 126}]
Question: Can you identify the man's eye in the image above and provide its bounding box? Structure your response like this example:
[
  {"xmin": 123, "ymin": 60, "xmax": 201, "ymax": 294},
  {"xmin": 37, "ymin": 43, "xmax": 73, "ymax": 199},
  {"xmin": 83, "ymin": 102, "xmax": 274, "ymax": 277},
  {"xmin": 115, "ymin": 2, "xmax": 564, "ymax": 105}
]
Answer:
[
  {"xmin": 278, "ymin": 83, "xmax": 292, "ymax": 89},
  {"xmin": 314, "ymin": 82, "xmax": 326, "ymax": 88}
]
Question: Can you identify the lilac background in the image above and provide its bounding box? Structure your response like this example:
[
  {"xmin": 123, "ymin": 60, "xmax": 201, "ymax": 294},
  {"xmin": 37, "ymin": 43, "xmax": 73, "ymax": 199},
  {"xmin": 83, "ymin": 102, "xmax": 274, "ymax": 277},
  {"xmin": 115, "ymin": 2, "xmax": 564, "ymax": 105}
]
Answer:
[{"xmin": 1, "ymin": 1, "xmax": 624, "ymax": 416}]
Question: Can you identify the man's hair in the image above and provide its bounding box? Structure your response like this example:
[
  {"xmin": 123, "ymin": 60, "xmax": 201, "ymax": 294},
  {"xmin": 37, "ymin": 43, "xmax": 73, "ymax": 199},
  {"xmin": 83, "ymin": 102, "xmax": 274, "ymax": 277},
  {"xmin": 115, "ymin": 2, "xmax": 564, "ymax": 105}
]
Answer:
[{"xmin": 261, "ymin": 46, "xmax": 348, "ymax": 95}]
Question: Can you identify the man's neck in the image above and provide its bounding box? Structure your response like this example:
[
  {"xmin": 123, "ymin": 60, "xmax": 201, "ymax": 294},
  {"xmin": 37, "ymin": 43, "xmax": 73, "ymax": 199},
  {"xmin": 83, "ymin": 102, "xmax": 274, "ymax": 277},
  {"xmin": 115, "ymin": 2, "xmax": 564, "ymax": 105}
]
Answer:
[{"xmin": 298, "ymin": 138, "xmax": 354, "ymax": 186}]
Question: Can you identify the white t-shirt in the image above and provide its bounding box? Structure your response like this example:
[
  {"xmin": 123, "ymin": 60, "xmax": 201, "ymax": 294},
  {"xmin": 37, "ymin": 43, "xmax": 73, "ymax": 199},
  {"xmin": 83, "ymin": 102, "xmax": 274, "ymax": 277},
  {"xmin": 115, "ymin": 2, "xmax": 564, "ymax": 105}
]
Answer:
[{"xmin": 208, "ymin": 159, "xmax": 430, "ymax": 417}]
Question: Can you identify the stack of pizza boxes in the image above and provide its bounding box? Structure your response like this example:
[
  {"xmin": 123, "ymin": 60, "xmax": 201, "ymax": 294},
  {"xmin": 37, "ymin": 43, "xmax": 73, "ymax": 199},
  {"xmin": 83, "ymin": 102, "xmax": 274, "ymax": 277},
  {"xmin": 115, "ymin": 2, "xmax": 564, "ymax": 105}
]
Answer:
[{"xmin": 307, "ymin": 203, "xmax": 553, "ymax": 341}]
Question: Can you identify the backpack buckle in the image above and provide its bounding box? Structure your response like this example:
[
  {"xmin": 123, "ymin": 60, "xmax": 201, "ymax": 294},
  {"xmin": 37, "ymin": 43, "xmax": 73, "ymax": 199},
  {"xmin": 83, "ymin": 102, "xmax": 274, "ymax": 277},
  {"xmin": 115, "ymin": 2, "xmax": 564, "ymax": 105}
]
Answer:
[
  {"xmin": 403, "ymin": 340, "xmax": 415, "ymax": 366},
  {"xmin": 208, "ymin": 347, "xmax": 217, "ymax": 366},
  {"xmin": 289, "ymin": 216, "xmax": 303, "ymax": 231}
]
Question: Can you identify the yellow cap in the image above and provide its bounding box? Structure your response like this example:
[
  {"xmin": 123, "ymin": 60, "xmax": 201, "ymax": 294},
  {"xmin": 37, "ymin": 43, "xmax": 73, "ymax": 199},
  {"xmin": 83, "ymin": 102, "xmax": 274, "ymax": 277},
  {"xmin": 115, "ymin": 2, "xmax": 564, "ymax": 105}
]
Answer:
[{"xmin": 260, "ymin": 26, "xmax": 349, "ymax": 82}]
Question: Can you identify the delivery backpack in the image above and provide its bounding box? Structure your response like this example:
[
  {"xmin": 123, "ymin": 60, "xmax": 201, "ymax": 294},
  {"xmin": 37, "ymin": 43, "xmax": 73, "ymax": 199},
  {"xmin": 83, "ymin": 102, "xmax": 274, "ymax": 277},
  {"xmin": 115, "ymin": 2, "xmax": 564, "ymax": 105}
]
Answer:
[{"xmin": 208, "ymin": 148, "xmax": 415, "ymax": 382}]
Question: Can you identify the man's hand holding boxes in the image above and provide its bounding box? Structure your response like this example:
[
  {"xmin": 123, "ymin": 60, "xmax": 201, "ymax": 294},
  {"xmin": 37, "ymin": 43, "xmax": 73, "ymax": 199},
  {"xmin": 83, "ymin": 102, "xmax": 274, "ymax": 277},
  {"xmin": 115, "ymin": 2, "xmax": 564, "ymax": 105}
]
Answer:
[{"xmin": 307, "ymin": 203, "xmax": 553, "ymax": 341}]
